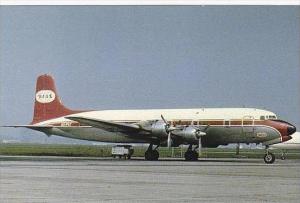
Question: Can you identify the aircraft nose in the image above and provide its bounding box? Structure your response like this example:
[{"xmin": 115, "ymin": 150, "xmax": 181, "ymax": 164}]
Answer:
[
  {"xmin": 267, "ymin": 120, "xmax": 296, "ymax": 141},
  {"xmin": 287, "ymin": 125, "xmax": 296, "ymax": 136}
]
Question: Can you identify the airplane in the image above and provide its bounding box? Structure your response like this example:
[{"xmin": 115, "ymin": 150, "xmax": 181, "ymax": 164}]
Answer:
[
  {"xmin": 270, "ymin": 132, "xmax": 300, "ymax": 160},
  {"xmin": 3, "ymin": 74, "xmax": 296, "ymax": 164}
]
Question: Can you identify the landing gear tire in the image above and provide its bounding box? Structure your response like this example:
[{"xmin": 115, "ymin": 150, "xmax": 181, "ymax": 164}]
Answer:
[
  {"xmin": 145, "ymin": 150, "xmax": 159, "ymax": 161},
  {"xmin": 280, "ymin": 155, "xmax": 286, "ymax": 160},
  {"xmin": 153, "ymin": 150, "xmax": 159, "ymax": 160},
  {"xmin": 145, "ymin": 150, "xmax": 151, "ymax": 160},
  {"xmin": 264, "ymin": 152, "xmax": 275, "ymax": 164},
  {"xmin": 184, "ymin": 150, "xmax": 198, "ymax": 161}
]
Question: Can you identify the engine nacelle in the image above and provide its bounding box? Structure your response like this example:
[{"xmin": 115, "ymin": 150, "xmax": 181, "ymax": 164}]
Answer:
[
  {"xmin": 151, "ymin": 120, "xmax": 168, "ymax": 138},
  {"xmin": 138, "ymin": 120, "xmax": 168, "ymax": 138},
  {"xmin": 172, "ymin": 126, "xmax": 201, "ymax": 142}
]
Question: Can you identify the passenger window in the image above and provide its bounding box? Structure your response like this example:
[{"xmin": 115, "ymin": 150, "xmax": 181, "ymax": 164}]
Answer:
[{"xmin": 260, "ymin": 116, "xmax": 265, "ymax": 120}]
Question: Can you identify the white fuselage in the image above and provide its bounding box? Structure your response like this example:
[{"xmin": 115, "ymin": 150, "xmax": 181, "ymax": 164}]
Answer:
[
  {"xmin": 33, "ymin": 108, "xmax": 282, "ymax": 145},
  {"xmin": 37, "ymin": 108, "xmax": 276, "ymax": 125}
]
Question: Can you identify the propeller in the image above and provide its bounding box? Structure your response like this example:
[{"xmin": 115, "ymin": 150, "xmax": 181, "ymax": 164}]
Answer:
[
  {"xmin": 161, "ymin": 115, "xmax": 170, "ymax": 132},
  {"xmin": 195, "ymin": 125, "xmax": 209, "ymax": 156},
  {"xmin": 161, "ymin": 115, "xmax": 209, "ymax": 151},
  {"xmin": 161, "ymin": 115, "xmax": 173, "ymax": 148}
]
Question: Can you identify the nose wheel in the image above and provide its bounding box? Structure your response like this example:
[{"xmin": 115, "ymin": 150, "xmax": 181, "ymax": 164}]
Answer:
[
  {"xmin": 264, "ymin": 146, "xmax": 275, "ymax": 164},
  {"xmin": 264, "ymin": 153, "xmax": 275, "ymax": 164}
]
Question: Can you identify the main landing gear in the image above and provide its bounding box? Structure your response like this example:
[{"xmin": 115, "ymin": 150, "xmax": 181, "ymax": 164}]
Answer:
[
  {"xmin": 145, "ymin": 143, "xmax": 159, "ymax": 161},
  {"xmin": 184, "ymin": 145, "xmax": 199, "ymax": 161},
  {"xmin": 264, "ymin": 145, "xmax": 275, "ymax": 164}
]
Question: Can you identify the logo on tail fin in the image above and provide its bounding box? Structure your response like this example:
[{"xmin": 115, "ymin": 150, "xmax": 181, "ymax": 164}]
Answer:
[{"xmin": 35, "ymin": 90, "xmax": 56, "ymax": 103}]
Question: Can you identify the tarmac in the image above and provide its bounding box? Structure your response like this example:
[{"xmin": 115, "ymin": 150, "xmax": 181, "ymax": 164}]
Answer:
[{"xmin": 0, "ymin": 156, "xmax": 300, "ymax": 203}]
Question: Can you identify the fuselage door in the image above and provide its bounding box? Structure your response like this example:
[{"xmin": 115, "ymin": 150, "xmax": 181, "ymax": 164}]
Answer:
[
  {"xmin": 224, "ymin": 119, "xmax": 230, "ymax": 128},
  {"xmin": 242, "ymin": 115, "xmax": 254, "ymax": 135}
]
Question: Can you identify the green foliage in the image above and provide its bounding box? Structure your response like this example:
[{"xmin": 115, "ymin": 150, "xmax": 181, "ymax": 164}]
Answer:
[
  {"xmin": 0, "ymin": 144, "xmax": 299, "ymax": 159},
  {"xmin": 0, "ymin": 144, "xmax": 112, "ymax": 157}
]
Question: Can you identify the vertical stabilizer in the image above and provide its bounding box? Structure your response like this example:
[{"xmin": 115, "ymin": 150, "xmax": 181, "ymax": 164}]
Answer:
[{"xmin": 31, "ymin": 74, "xmax": 81, "ymax": 124}]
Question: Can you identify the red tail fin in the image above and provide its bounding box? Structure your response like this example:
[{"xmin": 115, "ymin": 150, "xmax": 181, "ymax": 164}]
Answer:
[{"xmin": 31, "ymin": 74, "xmax": 81, "ymax": 124}]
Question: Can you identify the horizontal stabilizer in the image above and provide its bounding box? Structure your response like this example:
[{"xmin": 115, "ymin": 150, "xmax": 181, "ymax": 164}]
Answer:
[
  {"xmin": 2, "ymin": 125, "xmax": 53, "ymax": 130},
  {"xmin": 66, "ymin": 116, "xmax": 141, "ymax": 132}
]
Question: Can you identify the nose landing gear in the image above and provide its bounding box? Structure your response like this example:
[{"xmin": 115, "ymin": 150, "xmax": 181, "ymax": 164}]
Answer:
[{"xmin": 264, "ymin": 146, "xmax": 275, "ymax": 164}]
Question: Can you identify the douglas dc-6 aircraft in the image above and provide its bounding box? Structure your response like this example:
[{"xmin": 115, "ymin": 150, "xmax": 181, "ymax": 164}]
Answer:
[{"xmin": 4, "ymin": 74, "xmax": 296, "ymax": 164}]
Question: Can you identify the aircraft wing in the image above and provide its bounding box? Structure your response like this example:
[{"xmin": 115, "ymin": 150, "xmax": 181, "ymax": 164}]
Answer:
[{"xmin": 66, "ymin": 116, "xmax": 142, "ymax": 133}]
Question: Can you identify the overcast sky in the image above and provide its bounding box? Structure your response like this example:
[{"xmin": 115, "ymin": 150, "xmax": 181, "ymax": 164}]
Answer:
[{"xmin": 0, "ymin": 6, "xmax": 299, "ymax": 143}]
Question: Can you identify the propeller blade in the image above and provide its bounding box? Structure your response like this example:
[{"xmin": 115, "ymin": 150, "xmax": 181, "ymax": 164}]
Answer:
[
  {"xmin": 198, "ymin": 137, "xmax": 202, "ymax": 156},
  {"xmin": 161, "ymin": 115, "xmax": 168, "ymax": 125},
  {"xmin": 161, "ymin": 114, "xmax": 171, "ymax": 133},
  {"xmin": 167, "ymin": 132, "xmax": 172, "ymax": 148},
  {"xmin": 203, "ymin": 125, "xmax": 210, "ymax": 132}
]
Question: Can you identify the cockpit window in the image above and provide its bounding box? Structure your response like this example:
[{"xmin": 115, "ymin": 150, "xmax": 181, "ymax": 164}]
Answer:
[{"xmin": 264, "ymin": 115, "xmax": 277, "ymax": 120}]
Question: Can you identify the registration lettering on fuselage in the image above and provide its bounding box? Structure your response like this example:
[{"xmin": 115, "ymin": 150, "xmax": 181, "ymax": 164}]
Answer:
[{"xmin": 256, "ymin": 132, "xmax": 267, "ymax": 138}]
